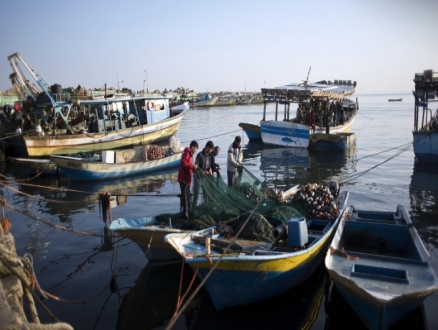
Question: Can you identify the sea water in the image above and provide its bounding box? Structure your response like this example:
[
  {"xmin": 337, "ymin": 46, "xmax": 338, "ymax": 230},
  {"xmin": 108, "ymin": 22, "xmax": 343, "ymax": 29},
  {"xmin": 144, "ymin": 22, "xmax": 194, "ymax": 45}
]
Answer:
[{"xmin": 2, "ymin": 93, "xmax": 437, "ymax": 329}]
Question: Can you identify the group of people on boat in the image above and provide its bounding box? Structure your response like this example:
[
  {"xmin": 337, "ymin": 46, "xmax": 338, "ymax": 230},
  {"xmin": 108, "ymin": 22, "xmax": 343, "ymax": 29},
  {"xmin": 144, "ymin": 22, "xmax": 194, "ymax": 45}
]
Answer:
[
  {"xmin": 177, "ymin": 135, "xmax": 243, "ymax": 219},
  {"xmin": 295, "ymin": 99, "xmax": 355, "ymax": 129}
]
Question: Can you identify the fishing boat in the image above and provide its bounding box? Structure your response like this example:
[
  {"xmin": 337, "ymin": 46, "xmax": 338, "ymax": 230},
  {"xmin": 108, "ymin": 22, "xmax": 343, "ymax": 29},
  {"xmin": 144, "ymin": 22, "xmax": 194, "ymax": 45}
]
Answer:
[
  {"xmin": 309, "ymin": 132, "xmax": 357, "ymax": 151},
  {"xmin": 190, "ymin": 94, "xmax": 218, "ymax": 107},
  {"xmin": 388, "ymin": 98, "xmax": 403, "ymax": 102},
  {"xmin": 325, "ymin": 205, "xmax": 438, "ymax": 330},
  {"xmin": 412, "ymin": 69, "xmax": 438, "ymax": 163},
  {"xmin": 214, "ymin": 98, "xmax": 236, "ymax": 106},
  {"xmin": 8, "ymin": 157, "xmax": 57, "ymax": 176},
  {"xmin": 50, "ymin": 145, "xmax": 182, "ymax": 182},
  {"xmin": 164, "ymin": 190, "xmax": 349, "ymax": 310},
  {"xmin": 109, "ymin": 181, "xmax": 306, "ymax": 262},
  {"xmin": 238, "ymin": 122, "xmax": 261, "ymax": 140},
  {"xmin": 257, "ymin": 73, "xmax": 358, "ymax": 148},
  {"xmin": 170, "ymin": 101, "xmax": 189, "ymax": 115},
  {"xmin": 7, "ymin": 52, "xmax": 187, "ymax": 157}
]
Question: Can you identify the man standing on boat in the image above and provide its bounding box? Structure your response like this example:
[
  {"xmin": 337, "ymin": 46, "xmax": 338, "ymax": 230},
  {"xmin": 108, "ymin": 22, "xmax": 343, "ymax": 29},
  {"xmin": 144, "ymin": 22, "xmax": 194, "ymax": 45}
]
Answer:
[
  {"xmin": 193, "ymin": 141, "xmax": 214, "ymax": 205},
  {"xmin": 178, "ymin": 140, "xmax": 199, "ymax": 219},
  {"xmin": 211, "ymin": 146, "xmax": 221, "ymax": 175},
  {"xmin": 227, "ymin": 136, "xmax": 243, "ymax": 187}
]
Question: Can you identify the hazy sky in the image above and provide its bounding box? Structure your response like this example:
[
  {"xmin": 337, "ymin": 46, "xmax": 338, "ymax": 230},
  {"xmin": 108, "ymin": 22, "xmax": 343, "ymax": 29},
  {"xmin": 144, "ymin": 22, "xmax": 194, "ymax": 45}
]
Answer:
[{"xmin": 1, "ymin": 0, "xmax": 437, "ymax": 95}]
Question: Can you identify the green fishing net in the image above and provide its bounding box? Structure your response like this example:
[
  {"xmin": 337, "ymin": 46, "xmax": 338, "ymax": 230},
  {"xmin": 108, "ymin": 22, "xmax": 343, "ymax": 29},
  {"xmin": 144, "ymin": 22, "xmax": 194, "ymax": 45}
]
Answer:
[{"xmin": 155, "ymin": 167, "xmax": 306, "ymax": 241}]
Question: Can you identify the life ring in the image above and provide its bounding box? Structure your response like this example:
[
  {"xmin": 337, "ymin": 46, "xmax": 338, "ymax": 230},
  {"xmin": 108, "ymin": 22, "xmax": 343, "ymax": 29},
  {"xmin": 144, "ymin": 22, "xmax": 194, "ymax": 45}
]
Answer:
[{"xmin": 147, "ymin": 101, "xmax": 155, "ymax": 110}]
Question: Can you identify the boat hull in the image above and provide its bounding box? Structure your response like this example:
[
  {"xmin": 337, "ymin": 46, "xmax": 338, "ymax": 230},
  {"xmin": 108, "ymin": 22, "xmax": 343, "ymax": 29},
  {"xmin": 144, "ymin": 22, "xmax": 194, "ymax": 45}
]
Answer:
[
  {"xmin": 325, "ymin": 206, "xmax": 438, "ymax": 330},
  {"xmin": 109, "ymin": 217, "xmax": 187, "ymax": 261},
  {"xmin": 310, "ymin": 132, "xmax": 356, "ymax": 151},
  {"xmin": 260, "ymin": 113, "xmax": 356, "ymax": 148},
  {"xmin": 9, "ymin": 157, "xmax": 57, "ymax": 176},
  {"xmin": 191, "ymin": 97, "xmax": 218, "ymax": 107},
  {"xmin": 166, "ymin": 191, "xmax": 349, "ymax": 310},
  {"xmin": 239, "ymin": 122, "xmax": 262, "ymax": 140},
  {"xmin": 261, "ymin": 121, "xmax": 310, "ymax": 148},
  {"xmin": 413, "ymin": 131, "xmax": 438, "ymax": 163},
  {"xmin": 192, "ymin": 237, "xmax": 331, "ymax": 310},
  {"xmin": 23, "ymin": 111, "xmax": 186, "ymax": 157},
  {"xmin": 51, "ymin": 152, "xmax": 182, "ymax": 181}
]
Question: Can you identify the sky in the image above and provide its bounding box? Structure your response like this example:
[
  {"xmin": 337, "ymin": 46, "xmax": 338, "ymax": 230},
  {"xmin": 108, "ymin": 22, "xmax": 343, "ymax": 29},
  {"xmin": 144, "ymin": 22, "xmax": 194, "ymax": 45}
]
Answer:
[{"xmin": 1, "ymin": 0, "xmax": 437, "ymax": 95}]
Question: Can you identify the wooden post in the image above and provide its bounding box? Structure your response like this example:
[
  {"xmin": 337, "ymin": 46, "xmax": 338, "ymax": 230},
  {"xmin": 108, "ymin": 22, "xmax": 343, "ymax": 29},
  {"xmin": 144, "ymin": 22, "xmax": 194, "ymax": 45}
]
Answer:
[
  {"xmin": 262, "ymin": 102, "xmax": 266, "ymax": 121},
  {"xmin": 275, "ymin": 102, "xmax": 278, "ymax": 121}
]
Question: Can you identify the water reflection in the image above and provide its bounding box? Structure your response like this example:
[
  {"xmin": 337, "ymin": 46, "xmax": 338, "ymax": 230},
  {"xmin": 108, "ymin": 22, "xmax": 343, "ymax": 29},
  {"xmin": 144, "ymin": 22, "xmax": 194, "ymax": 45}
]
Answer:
[
  {"xmin": 259, "ymin": 146, "xmax": 357, "ymax": 189},
  {"xmin": 325, "ymin": 285, "xmax": 427, "ymax": 330},
  {"xmin": 13, "ymin": 168, "xmax": 179, "ymax": 217},
  {"xmin": 409, "ymin": 162, "xmax": 438, "ymax": 248},
  {"xmin": 117, "ymin": 261, "xmax": 200, "ymax": 330}
]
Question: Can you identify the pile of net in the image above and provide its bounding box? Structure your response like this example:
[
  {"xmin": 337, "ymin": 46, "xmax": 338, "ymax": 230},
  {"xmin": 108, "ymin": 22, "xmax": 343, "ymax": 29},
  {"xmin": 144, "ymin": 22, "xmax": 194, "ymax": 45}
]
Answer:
[{"xmin": 155, "ymin": 167, "xmax": 311, "ymax": 243}]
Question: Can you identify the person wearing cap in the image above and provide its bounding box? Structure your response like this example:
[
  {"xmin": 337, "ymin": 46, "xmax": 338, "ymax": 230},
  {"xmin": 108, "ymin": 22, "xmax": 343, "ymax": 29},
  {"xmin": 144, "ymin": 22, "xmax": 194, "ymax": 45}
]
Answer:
[{"xmin": 227, "ymin": 136, "xmax": 243, "ymax": 187}]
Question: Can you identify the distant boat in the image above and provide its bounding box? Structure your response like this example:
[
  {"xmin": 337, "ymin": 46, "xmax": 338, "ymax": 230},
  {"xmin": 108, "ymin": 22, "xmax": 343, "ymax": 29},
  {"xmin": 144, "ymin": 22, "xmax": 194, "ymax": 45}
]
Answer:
[
  {"xmin": 191, "ymin": 94, "xmax": 218, "ymax": 107},
  {"xmin": 412, "ymin": 69, "xmax": 438, "ymax": 163},
  {"xmin": 388, "ymin": 98, "xmax": 403, "ymax": 102},
  {"xmin": 309, "ymin": 132, "xmax": 357, "ymax": 151},
  {"xmin": 50, "ymin": 145, "xmax": 182, "ymax": 181},
  {"xmin": 239, "ymin": 122, "xmax": 261, "ymax": 140},
  {"xmin": 325, "ymin": 205, "xmax": 438, "ymax": 330},
  {"xmin": 214, "ymin": 98, "xmax": 236, "ymax": 106}
]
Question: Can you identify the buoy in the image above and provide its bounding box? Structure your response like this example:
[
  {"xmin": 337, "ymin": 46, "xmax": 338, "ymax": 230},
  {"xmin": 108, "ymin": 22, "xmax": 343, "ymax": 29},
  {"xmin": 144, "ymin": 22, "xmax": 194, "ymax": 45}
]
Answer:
[{"xmin": 147, "ymin": 101, "xmax": 154, "ymax": 110}]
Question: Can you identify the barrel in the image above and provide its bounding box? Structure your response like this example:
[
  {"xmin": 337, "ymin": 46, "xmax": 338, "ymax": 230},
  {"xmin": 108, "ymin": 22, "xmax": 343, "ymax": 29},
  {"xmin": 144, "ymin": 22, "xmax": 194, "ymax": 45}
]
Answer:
[
  {"xmin": 51, "ymin": 84, "xmax": 62, "ymax": 95},
  {"xmin": 287, "ymin": 217, "xmax": 308, "ymax": 247}
]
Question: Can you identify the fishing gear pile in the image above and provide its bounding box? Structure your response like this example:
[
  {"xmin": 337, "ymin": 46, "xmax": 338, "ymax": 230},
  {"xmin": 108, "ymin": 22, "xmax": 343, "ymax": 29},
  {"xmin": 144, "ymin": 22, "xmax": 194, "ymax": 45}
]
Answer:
[
  {"xmin": 294, "ymin": 183, "xmax": 340, "ymax": 221},
  {"xmin": 154, "ymin": 167, "xmax": 327, "ymax": 242}
]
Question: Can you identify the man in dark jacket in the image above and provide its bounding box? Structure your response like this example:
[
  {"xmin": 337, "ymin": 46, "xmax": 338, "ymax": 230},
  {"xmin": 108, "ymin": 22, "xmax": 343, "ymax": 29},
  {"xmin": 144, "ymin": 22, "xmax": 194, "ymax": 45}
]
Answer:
[
  {"xmin": 178, "ymin": 140, "xmax": 198, "ymax": 219},
  {"xmin": 193, "ymin": 141, "xmax": 214, "ymax": 205}
]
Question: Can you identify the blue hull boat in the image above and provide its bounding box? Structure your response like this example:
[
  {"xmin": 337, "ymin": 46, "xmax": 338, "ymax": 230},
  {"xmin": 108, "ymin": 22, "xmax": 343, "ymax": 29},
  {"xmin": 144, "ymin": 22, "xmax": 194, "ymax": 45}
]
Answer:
[
  {"xmin": 51, "ymin": 147, "xmax": 182, "ymax": 181},
  {"xmin": 412, "ymin": 69, "xmax": 438, "ymax": 163},
  {"xmin": 325, "ymin": 205, "xmax": 438, "ymax": 330},
  {"xmin": 309, "ymin": 132, "xmax": 356, "ymax": 151},
  {"xmin": 239, "ymin": 122, "xmax": 262, "ymax": 140},
  {"xmin": 165, "ymin": 191, "xmax": 349, "ymax": 310}
]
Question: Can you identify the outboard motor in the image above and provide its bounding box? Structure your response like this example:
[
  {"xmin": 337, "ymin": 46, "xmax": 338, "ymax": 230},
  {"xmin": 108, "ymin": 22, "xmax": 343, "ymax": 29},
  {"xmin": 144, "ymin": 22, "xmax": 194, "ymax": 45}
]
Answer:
[{"xmin": 273, "ymin": 217, "xmax": 308, "ymax": 247}]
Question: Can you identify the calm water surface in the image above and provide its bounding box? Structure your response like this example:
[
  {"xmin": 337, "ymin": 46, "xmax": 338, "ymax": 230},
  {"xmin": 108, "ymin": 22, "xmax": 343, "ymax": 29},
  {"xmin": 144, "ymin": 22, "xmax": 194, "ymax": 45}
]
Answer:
[{"xmin": 1, "ymin": 93, "xmax": 437, "ymax": 329}]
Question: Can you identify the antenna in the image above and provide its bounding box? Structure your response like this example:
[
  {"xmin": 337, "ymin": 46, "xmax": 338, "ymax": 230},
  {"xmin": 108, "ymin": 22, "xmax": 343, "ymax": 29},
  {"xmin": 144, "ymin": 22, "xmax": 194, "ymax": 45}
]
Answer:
[{"xmin": 301, "ymin": 66, "xmax": 311, "ymax": 89}]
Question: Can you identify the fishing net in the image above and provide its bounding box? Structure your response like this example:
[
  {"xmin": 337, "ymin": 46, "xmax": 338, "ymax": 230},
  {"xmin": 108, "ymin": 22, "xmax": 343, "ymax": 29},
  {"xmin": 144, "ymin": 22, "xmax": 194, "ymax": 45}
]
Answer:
[{"xmin": 155, "ymin": 166, "xmax": 309, "ymax": 242}]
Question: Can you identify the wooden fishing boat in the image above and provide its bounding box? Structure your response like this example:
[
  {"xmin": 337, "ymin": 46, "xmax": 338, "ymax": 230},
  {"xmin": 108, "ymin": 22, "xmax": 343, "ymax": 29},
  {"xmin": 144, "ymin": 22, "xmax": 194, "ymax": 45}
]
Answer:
[
  {"xmin": 164, "ymin": 190, "xmax": 349, "ymax": 310},
  {"xmin": 190, "ymin": 94, "xmax": 218, "ymax": 107},
  {"xmin": 6, "ymin": 53, "xmax": 187, "ymax": 157},
  {"xmin": 325, "ymin": 205, "xmax": 438, "ymax": 330},
  {"xmin": 309, "ymin": 132, "xmax": 356, "ymax": 151},
  {"xmin": 239, "ymin": 122, "xmax": 261, "ymax": 140},
  {"xmin": 412, "ymin": 69, "xmax": 438, "ymax": 163},
  {"xmin": 109, "ymin": 184, "xmax": 305, "ymax": 262},
  {"xmin": 259, "ymin": 76, "xmax": 358, "ymax": 148},
  {"xmin": 388, "ymin": 98, "xmax": 403, "ymax": 102},
  {"xmin": 50, "ymin": 146, "xmax": 182, "ymax": 182},
  {"xmin": 214, "ymin": 98, "xmax": 236, "ymax": 106},
  {"xmin": 8, "ymin": 157, "xmax": 57, "ymax": 176}
]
